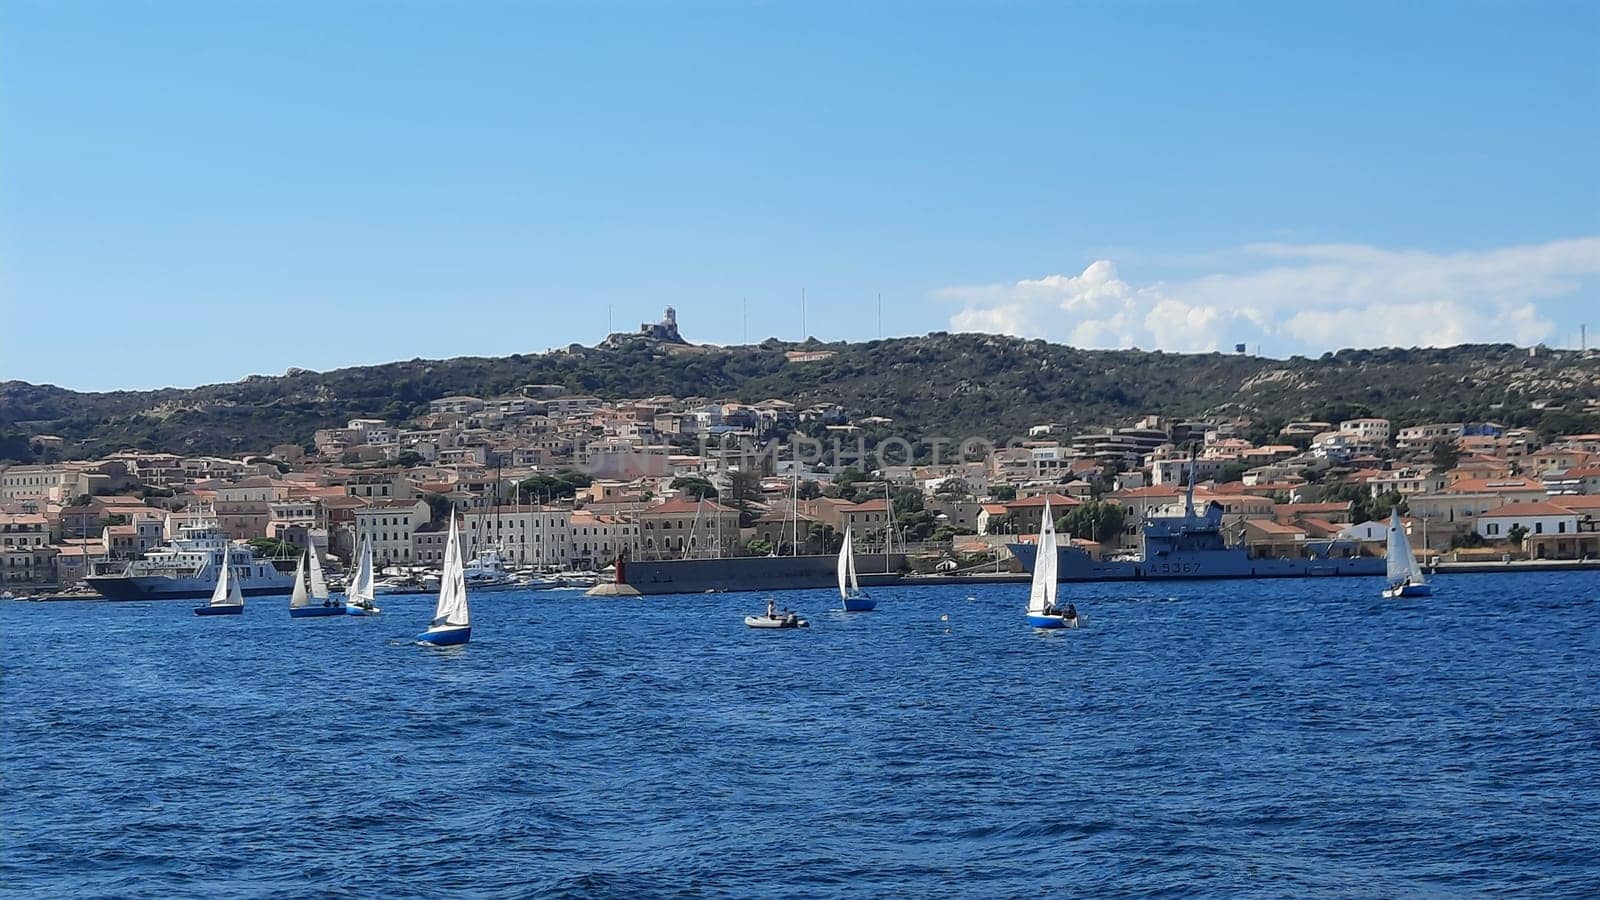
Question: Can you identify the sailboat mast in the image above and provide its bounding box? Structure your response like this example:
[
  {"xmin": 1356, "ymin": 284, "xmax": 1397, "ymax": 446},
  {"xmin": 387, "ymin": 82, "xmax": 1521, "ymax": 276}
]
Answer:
[{"xmin": 883, "ymin": 480, "xmax": 894, "ymax": 572}]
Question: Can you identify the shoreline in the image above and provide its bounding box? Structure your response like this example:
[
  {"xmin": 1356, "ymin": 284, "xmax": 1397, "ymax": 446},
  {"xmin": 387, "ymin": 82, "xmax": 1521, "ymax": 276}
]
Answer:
[{"xmin": 11, "ymin": 558, "xmax": 1595, "ymax": 602}]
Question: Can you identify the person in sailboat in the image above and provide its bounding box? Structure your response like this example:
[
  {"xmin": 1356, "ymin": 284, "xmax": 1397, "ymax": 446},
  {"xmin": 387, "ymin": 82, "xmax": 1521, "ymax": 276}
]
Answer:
[{"xmin": 1062, "ymin": 601, "xmax": 1077, "ymax": 621}]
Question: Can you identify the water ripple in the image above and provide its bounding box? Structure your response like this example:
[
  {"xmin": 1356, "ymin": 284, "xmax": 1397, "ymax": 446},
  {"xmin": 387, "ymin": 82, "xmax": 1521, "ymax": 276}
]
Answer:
[{"xmin": 2, "ymin": 573, "xmax": 1598, "ymax": 896}]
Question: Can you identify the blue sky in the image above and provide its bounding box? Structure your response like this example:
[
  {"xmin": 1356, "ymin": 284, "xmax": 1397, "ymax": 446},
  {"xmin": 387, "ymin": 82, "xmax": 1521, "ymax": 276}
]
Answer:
[{"xmin": 3, "ymin": 1, "xmax": 1597, "ymax": 390}]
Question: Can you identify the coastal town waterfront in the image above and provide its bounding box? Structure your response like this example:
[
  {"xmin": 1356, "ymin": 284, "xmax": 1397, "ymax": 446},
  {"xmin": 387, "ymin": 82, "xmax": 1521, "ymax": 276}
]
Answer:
[
  {"xmin": 2, "ymin": 574, "xmax": 1595, "ymax": 896},
  {"xmin": 6, "ymin": 353, "xmax": 1600, "ymax": 602}
]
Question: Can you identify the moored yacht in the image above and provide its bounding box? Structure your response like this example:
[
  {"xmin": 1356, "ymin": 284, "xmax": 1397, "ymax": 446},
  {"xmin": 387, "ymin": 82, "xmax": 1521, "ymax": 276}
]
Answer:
[{"xmin": 462, "ymin": 548, "xmax": 521, "ymax": 591}]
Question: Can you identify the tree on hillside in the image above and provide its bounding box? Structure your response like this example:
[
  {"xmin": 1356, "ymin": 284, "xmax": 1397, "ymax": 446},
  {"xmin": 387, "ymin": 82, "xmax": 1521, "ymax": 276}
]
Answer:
[
  {"xmin": 518, "ymin": 470, "xmax": 591, "ymax": 502},
  {"xmin": 726, "ymin": 469, "xmax": 763, "ymax": 526},
  {"xmin": 1368, "ymin": 491, "xmax": 1408, "ymax": 521},
  {"xmin": 1429, "ymin": 440, "xmax": 1460, "ymax": 471},
  {"xmin": 834, "ymin": 467, "xmax": 868, "ymax": 493},
  {"xmin": 247, "ymin": 537, "xmax": 300, "ymax": 558},
  {"xmin": 796, "ymin": 479, "xmax": 822, "ymax": 501},
  {"xmin": 893, "ymin": 486, "xmax": 925, "ymax": 517},
  {"xmin": 669, "ymin": 476, "xmax": 718, "ymax": 500},
  {"xmin": 1056, "ymin": 500, "xmax": 1127, "ymax": 545},
  {"xmin": 0, "ymin": 430, "xmax": 37, "ymax": 464},
  {"xmin": 422, "ymin": 492, "xmax": 454, "ymax": 524}
]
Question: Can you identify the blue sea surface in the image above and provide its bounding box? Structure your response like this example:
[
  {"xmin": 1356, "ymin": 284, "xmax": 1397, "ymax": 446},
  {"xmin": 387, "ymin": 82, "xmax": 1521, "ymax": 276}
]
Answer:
[{"xmin": 3, "ymin": 572, "xmax": 1598, "ymax": 898}]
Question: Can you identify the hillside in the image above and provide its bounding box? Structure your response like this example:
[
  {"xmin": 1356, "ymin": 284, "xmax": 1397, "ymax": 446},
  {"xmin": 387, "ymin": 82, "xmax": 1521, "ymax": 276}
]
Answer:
[{"xmin": 3, "ymin": 336, "xmax": 1598, "ymax": 462}]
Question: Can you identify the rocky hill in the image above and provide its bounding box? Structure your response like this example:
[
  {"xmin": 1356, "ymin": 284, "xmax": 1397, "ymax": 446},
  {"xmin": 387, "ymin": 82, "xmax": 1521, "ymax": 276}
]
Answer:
[{"xmin": 2, "ymin": 336, "xmax": 1597, "ymax": 462}]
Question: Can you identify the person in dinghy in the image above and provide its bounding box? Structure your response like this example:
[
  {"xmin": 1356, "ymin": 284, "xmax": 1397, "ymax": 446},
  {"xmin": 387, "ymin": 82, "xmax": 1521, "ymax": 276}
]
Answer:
[{"xmin": 1043, "ymin": 601, "xmax": 1078, "ymax": 624}]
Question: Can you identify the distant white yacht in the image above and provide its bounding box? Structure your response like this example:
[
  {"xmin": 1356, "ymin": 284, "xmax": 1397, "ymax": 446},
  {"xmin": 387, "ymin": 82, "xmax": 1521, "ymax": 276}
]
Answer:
[
  {"xmin": 461, "ymin": 548, "xmax": 522, "ymax": 591},
  {"xmin": 86, "ymin": 514, "xmax": 294, "ymax": 600}
]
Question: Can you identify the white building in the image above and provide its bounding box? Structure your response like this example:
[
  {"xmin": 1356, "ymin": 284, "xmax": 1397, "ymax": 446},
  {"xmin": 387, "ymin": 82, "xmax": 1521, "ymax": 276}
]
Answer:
[
  {"xmin": 429, "ymin": 396, "xmax": 485, "ymax": 416},
  {"xmin": 544, "ymin": 396, "xmax": 603, "ymax": 420},
  {"xmin": 455, "ymin": 506, "xmax": 575, "ymax": 569},
  {"xmin": 1151, "ymin": 456, "xmax": 1227, "ymax": 486},
  {"xmin": 1339, "ymin": 418, "xmax": 1392, "ymax": 446},
  {"xmin": 568, "ymin": 510, "xmax": 639, "ymax": 568},
  {"xmin": 1395, "ymin": 423, "xmax": 1464, "ymax": 449},
  {"xmin": 0, "ymin": 465, "xmax": 80, "ymax": 502},
  {"xmin": 1475, "ymin": 502, "xmax": 1580, "ymax": 541},
  {"xmin": 1368, "ymin": 467, "xmax": 1449, "ymax": 498},
  {"xmin": 353, "ymin": 499, "xmax": 431, "ymax": 564}
]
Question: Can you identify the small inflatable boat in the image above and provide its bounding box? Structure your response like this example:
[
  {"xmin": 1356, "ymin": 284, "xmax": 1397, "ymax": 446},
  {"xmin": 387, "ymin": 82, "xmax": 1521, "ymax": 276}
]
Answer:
[{"xmin": 744, "ymin": 613, "xmax": 809, "ymax": 629}]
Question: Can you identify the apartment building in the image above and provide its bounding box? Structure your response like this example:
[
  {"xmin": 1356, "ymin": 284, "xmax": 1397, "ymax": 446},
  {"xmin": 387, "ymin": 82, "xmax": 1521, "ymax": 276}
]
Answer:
[
  {"xmin": 637, "ymin": 498, "xmax": 739, "ymax": 559},
  {"xmin": 353, "ymin": 499, "xmax": 431, "ymax": 564}
]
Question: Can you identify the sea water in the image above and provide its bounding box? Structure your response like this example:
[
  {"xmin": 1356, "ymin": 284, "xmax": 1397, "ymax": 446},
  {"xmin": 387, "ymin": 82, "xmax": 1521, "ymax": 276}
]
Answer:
[{"xmin": 3, "ymin": 572, "xmax": 1597, "ymax": 897}]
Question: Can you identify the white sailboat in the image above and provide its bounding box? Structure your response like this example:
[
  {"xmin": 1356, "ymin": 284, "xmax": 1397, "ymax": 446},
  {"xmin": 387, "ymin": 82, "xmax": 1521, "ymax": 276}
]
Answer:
[
  {"xmin": 288, "ymin": 547, "xmax": 342, "ymax": 618},
  {"xmin": 1025, "ymin": 499, "xmax": 1077, "ymax": 628},
  {"xmin": 417, "ymin": 512, "xmax": 471, "ymax": 645},
  {"xmin": 838, "ymin": 527, "xmax": 875, "ymax": 611},
  {"xmin": 193, "ymin": 553, "xmax": 244, "ymax": 616},
  {"xmin": 1382, "ymin": 509, "xmax": 1431, "ymax": 598},
  {"xmin": 289, "ymin": 548, "xmax": 343, "ymax": 618},
  {"xmin": 344, "ymin": 536, "xmax": 380, "ymax": 615}
]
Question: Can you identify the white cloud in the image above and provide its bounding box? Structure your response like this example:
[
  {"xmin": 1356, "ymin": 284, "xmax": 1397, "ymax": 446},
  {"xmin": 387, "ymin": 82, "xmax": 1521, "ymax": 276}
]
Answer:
[{"xmin": 941, "ymin": 237, "xmax": 1600, "ymax": 353}]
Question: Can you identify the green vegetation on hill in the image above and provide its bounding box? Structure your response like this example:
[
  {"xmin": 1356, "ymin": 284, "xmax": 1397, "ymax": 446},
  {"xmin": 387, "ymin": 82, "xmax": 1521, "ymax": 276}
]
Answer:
[{"xmin": 2, "ymin": 336, "xmax": 1597, "ymax": 462}]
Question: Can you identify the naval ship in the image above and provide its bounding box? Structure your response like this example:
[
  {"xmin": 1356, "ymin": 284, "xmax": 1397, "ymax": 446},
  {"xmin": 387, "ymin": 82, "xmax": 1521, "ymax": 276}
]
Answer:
[
  {"xmin": 86, "ymin": 515, "xmax": 295, "ymax": 600},
  {"xmin": 1009, "ymin": 479, "xmax": 1385, "ymax": 582}
]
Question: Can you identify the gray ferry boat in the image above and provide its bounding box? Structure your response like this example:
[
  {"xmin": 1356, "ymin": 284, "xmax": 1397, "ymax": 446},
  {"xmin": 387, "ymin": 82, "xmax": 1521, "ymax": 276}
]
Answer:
[
  {"xmin": 86, "ymin": 516, "xmax": 295, "ymax": 600},
  {"xmin": 1009, "ymin": 483, "xmax": 1384, "ymax": 582}
]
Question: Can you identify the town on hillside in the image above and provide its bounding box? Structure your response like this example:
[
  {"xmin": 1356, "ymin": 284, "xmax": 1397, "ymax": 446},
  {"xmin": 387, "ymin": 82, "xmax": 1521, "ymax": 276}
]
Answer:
[{"xmin": 5, "ymin": 390, "xmax": 1600, "ymax": 593}]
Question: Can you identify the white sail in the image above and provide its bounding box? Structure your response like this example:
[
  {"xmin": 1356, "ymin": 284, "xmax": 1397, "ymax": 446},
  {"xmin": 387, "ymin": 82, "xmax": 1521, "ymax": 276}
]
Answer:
[
  {"xmin": 1027, "ymin": 499, "xmax": 1059, "ymax": 614},
  {"xmin": 1386, "ymin": 509, "xmax": 1425, "ymax": 585},
  {"xmin": 430, "ymin": 513, "xmax": 471, "ymax": 628},
  {"xmin": 836, "ymin": 527, "xmax": 861, "ymax": 599},
  {"xmin": 348, "ymin": 536, "xmax": 375, "ymax": 605},
  {"xmin": 848, "ymin": 533, "xmax": 860, "ymax": 595},
  {"xmin": 210, "ymin": 548, "xmax": 244, "ymax": 607},
  {"xmin": 837, "ymin": 528, "xmax": 851, "ymax": 599},
  {"xmin": 307, "ymin": 545, "xmax": 329, "ymax": 601},
  {"xmin": 208, "ymin": 555, "xmax": 231, "ymax": 607},
  {"xmin": 289, "ymin": 553, "xmax": 310, "ymax": 608}
]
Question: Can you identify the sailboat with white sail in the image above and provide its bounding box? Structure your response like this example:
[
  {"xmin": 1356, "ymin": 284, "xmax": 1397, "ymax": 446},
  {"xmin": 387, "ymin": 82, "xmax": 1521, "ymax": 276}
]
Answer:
[
  {"xmin": 1381, "ymin": 509, "xmax": 1432, "ymax": 598},
  {"xmin": 417, "ymin": 512, "xmax": 472, "ymax": 645},
  {"xmin": 344, "ymin": 536, "xmax": 380, "ymax": 615},
  {"xmin": 289, "ymin": 548, "xmax": 344, "ymax": 618},
  {"xmin": 193, "ymin": 554, "xmax": 244, "ymax": 616},
  {"xmin": 1025, "ymin": 499, "xmax": 1078, "ymax": 628},
  {"xmin": 838, "ymin": 527, "xmax": 875, "ymax": 611}
]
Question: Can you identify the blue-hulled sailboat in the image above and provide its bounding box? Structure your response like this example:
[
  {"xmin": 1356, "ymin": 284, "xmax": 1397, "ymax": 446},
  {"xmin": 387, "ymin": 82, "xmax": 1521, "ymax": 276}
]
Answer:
[
  {"xmin": 1025, "ymin": 499, "xmax": 1078, "ymax": 629},
  {"xmin": 193, "ymin": 555, "xmax": 244, "ymax": 616},
  {"xmin": 417, "ymin": 513, "xmax": 471, "ymax": 646},
  {"xmin": 1382, "ymin": 509, "xmax": 1432, "ymax": 599},
  {"xmin": 343, "ymin": 536, "xmax": 380, "ymax": 615},
  {"xmin": 838, "ymin": 527, "xmax": 876, "ymax": 611},
  {"xmin": 289, "ymin": 549, "xmax": 344, "ymax": 618}
]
